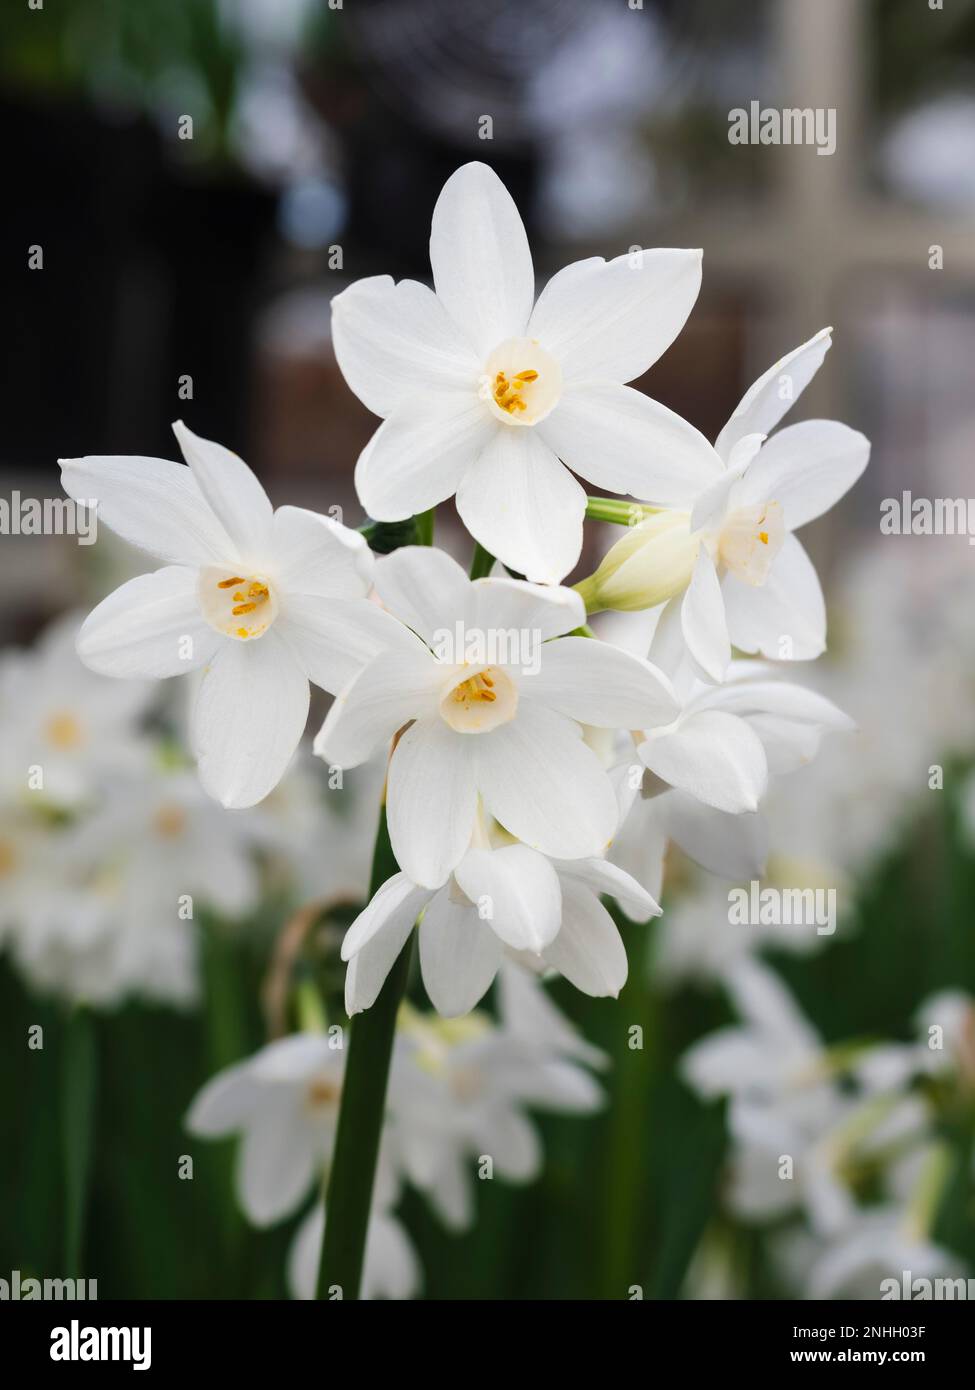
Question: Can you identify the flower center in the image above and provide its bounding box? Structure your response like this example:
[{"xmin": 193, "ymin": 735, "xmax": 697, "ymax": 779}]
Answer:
[
  {"xmin": 481, "ymin": 337, "xmax": 562, "ymax": 427},
  {"xmin": 199, "ymin": 567, "xmax": 279, "ymax": 640},
  {"xmin": 45, "ymin": 711, "xmax": 83, "ymax": 749},
  {"xmin": 306, "ymin": 1076, "xmax": 341, "ymax": 1112},
  {"xmin": 718, "ymin": 500, "xmax": 785, "ymax": 586},
  {"xmin": 153, "ymin": 803, "xmax": 188, "ymax": 839},
  {"xmin": 439, "ymin": 666, "xmax": 518, "ymax": 734}
]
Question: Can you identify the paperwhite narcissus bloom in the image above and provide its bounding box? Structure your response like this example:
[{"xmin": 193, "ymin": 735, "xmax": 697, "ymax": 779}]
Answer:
[
  {"xmin": 578, "ymin": 329, "xmax": 870, "ymax": 677},
  {"xmin": 386, "ymin": 980, "xmax": 604, "ymax": 1230},
  {"xmin": 66, "ymin": 766, "xmax": 264, "ymax": 920},
  {"xmin": 186, "ymin": 1032, "xmax": 354, "ymax": 1226},
  {"xmin": 797, "ymin": 1205, "xmax": 968, "ymax": 1300},
  {"xmin": 609, "ymin": 655, "xmax": 854, "ymax": 899},
  {"xmin": 60, "ymin": 421, "xmax": 403, "ymax": 808},
  {"xmin": 0, "ymin": 612, "xmax": 153, "ymax": 809},
  {"xmin": 314, "ymin": 546, "xmax": 679, "ymax": 889},
  {"xmin": 341, "ymin": 812, "xmax": 659, "ymax": 1018},
  {"xmin": 330, "ymin": 161, "xmax": 710, "ymax": 583}
]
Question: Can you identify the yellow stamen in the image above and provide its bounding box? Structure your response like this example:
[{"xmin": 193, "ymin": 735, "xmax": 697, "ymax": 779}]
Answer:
[
  {"xmin": 452, "ymin": 673, "xmax": 497, "ymax": 705},
  {"xmin": 218, "ymin": 576, "xmax": 245, "ymax": 589},
  {"xmin": 232, "ymin": 602, "xmax": 257, "ymax": 615},
  {"xmin": 45, "ymin": 712, "xmax": 83, "ymax": 749},
  {"xmin": 493, "ymin": 368, "xmax": 538, "ymax": 414},
  {"xmin": 759, "ymin": 531, "xmax": 769, "ymax": 545}
]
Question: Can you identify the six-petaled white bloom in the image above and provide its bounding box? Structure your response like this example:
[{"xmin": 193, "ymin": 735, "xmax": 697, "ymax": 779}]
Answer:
[
  {"xmin": 341, "ymin": 806, "xmax": 659, "ymax": 1018},
  {"xmin": 578, "ymin": 329, "xmax": 870, "ymax": 678},
  {"xmin": 60, "ymin": 421, "xmax": 403, "ymax": 808},
  {"xmin": 314, "ymin": 546, "xmax": 679, "ymax": 889},
  {"xmin": 330, "ymin": 161, "xmax": 708, "ymax": 582}
]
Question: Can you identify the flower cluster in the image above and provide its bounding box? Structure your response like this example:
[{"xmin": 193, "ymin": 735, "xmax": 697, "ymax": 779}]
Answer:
[
  {"xmin": 58, "ymin": 161, "xmax": 868, "ymax": 1017},
  {"xmin": 186, "ymin": 961, "xmax": 604, "ymax": 1299},
  {"xmin": 682, "ymin": 961, "xmax": 974, "ymax": 1299}
]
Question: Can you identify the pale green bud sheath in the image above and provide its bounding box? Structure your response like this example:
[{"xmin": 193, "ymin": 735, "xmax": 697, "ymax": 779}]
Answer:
[{"xmin": 575, "ymin": 510, "xmax": 700, "ymax": 614}]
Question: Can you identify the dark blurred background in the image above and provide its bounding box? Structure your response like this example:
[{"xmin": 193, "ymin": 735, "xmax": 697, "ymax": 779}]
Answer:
[{"xmin": 4, "ymin": 0, "xmax": 974, "ymax": 641}]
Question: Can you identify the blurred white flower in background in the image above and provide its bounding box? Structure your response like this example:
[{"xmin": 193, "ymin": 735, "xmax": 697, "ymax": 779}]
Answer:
[
  {"xmin": 0, "ymin": 611, "xmax": 154, "ymax": 809},
  {"xmin": 186, "ymin": 960, "xmax": 605, "ymax": 1297}
]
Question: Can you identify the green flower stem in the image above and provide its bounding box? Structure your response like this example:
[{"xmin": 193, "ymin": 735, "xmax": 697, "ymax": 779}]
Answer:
[
  {"xmin": 414, "ymin": 508, "xmax": 436, "ymax": 547},
  {"xmin": 61, "ymin": 1006, "xmax": 97, "ymax": 1275},
  {"xmin": 316, "ymin": 808, "xmax": 412, "ymax": 1299},
  {"xmin": 469, "ymin": 541, "xmax": 495, "ymax": 580},
  {"xmin": 584, "ymin": 497, "xmax": 657, "ymax": 526},
  {"xmin": 316, "ymin": 505, "xmax": 432, "ymax": 1300}
]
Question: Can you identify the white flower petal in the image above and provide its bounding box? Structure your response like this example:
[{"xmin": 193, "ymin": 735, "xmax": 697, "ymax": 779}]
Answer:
[
  {"xmin": 455, "ymin": 427, "xmax": 586, "ymax": 584},
  {"xmin": 554, "ymin": 856, "xmax": 661, "ymax": 921},
  {"xmin": 691, "ymin": 675, "xmax": 854, "ymax": 732},
  {"xmin": 185, "ymin": 1061, "xmax": 261, "ymax": 1136},
  {"xmin": 470, "ymin": 575, "xmax": 583, "ymax": 642},
  {"xmin": 471, "ymin": 1106, "xmax": 541, "ymax": 1182},
  {"xmin": 475, "ymin": 702, "xmax": 618, "ymax": 859},
  {"xmin": 639, "ymin": 709, "xmax": 768, "ymax": 814},
  {"xmin": 520, "ymin": 636, "xmax": 678, "ymax": 727},
  {"xmin": 689, "ymin": 432, "xmax": 765, "ymax": 532},
  {"xmin": 238, "ymin": 1103, "xmax": 317, "ymax": 1226},
  {"xmin": 77, "ymin": 567, "xmax": 220, "ymax": 678},
  {"xmin": 354, "ymin": 401, "xmax": 495, "ymax": 521},
  {"xmin": 729, "ymin": 420, "xmax": 870, "ymax": 531},
  {"xmin": 173, "ymin": 420, "xmax": 273, "ymax": 562},
  {"xmin": 330, "ymin": 275, "xmax": 480, "ymax": 418},
  {"xmin": 387, "ymin": 717, "xmax": 478, "ymax": 888},
  {"xmin": 345, "ymin": 901, "xmax": 418, "ymax": 1016},
  {"xmin": 538, "ymin": 381, "xmax": 722, "ymax": 502},
  {"xmin": 542, "ymin": 878, "xmax": 628, "ymax": 996},
  {"xmin": 192, "ymin": 630, "xmax": 310, "ymax": 808},
  {"xmin": 453, "ymin": 844, "xmax": 563, "ymax": 954},
  {"xmin": 59, "ymin": 453, "xmax": 236, "ymax": 566},
  {"xmin": 722, "ymin": 533, "xmax": 826, "ymax": 660},
  {"xmin": 715, "ymin": 327, "xmax": 832, "ymax": 461},
  {"xmin": 278, "ymin": 594, "xmax": 413, "ymax": 694},
  {"xmin": 341, "ymin": 872, "xmax": 432, "ymax": 960},
  {"xmin": 372, "ymin": 546, "xmax": 473, "ymax": 643},
  {"xmin": 680, "ymin": 549, "xmax": 731, "ymax": 683},
  {"xmin": 429, "ymin": 162, "xmax": 534, "ymax": 357},
  {"xmin": 528, "ymin": 248, "xmax": 703, "ymax": 383},
  {"xmin": 664, "ymin": 792, "xmax": 769, "ymax": 880},
  {"xmin": 313, "ymin": 641, "xmax": 439, "ymax": 769},
  {"xmin": 271, "ymin": 506, "xmax": 373, "ymax": 597},
  {"xmin": 418, "ymin": 891, "xmax": 503, "ymax": 1016}
]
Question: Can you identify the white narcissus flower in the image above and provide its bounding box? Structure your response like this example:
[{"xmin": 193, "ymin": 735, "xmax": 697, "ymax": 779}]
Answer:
[
  {"xmin": 330, "ymin": 160, "xmax": 710, "ymax": 583},
  {"xmin": 341, "ymin": 812, "xmax": 659, "ymax": 1018},
  {"xmin": 0, "ymin": 612, "xmax": 153, "ymax": 809},
  {"xmin": 60, "ymin": 421, "xmax": 404, "ymax": 808},
  {"xmin": 797, "ymin": 1205, "xmax": 968, "ymax": 1300},
  {"xmin": 66, "ymin": 765, "xmax": 264, "ymax": 921},
  {"xmin": 578, "ymin": 329, "xmax": 870, "ymax": 677},
  {"xmin": 314, "ymin": 546, "xmax": 679, "ymax": 890},
  {"xmin": 609, "ymin": 652, "xmax": 854, "ymax": 897},
  {"xmin": 186, "ymin": 1032, "xmax": 352, "ymax": 1227},
  {"xmin": 386, "ymin": 989, "xmax": 604, "ymax": 1231}
]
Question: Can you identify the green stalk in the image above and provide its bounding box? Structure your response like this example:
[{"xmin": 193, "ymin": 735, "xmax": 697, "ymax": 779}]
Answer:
[
  {"xmin": 584, "ymin": 497, "xmax": 656, "ymax": 526},
  {"xmin": 469, "ymin": 541, "xmax": 495, "ymax": 580},
  {"xmin": 316, "ymin": 505, "xmax": 432, "ymax": 1299},
  {"xmin": 316, "ymin": 810, "xmax": 412, "ymax": 1299},
  {"xmin": 413, "ymin": 508, "xmax": 435, "ymax": 547},
  {"xmin": 61, "ymin": 1006, "xmax": 97, "ymax": 1275}
]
